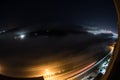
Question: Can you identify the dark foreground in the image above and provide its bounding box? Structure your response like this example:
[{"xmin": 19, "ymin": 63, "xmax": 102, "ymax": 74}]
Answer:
[{"xmin": 0, "ymin": 75, "xmax": 44, "ymax": 80}]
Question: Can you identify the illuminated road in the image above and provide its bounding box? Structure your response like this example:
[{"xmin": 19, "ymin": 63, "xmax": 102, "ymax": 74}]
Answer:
[
  {"xmin": 44, "ymin": 62, "xmax": 96, "ymax": 80},
  {"xmin": 43, "ymin": 43, "xmax": 113, "ymax": 80}
]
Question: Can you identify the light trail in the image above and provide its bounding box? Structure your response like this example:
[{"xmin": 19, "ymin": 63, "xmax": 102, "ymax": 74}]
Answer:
[
  {"xmin": 67, "ymin": 48, "xmax": 113, "ymax": 80},
  {"xmin": 43, "ymin": 45, "xmax": 114, "ymax": 80},
  {"xmin": 66, "ymin": 62, "xmax": 96, "ymax": 80}
]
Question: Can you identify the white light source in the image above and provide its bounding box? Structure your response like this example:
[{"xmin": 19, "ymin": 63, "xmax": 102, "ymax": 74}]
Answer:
[
  {"xmin": 100, "ymin": 68, "xmax": 106, "ymax": 74},
  {"xmin": 20, "ymin": 34, "xmax": 26, "ymax": 39}
]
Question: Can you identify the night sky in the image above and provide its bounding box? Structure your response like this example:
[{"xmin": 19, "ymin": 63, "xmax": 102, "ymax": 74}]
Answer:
[{"xmin": 0, "ymin": 0, "xmax": 118, "ymax": 32}]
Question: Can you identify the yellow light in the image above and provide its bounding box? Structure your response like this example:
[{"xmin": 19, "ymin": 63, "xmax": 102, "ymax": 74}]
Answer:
[
  {"xmin": 109, "ymin": 46, "xmax": 114, "ymax": 51},
  {"xmin": 108, "ymin": 44, "xmax": 115, "ymax": 54},
  {"xmin": 44, "ymin": 69, "xmax": 55, "ymax": 77},
  {"xmin": 45, "ymin": 69, "xmax": 51, "ymax": 75},
  {"xmin": 43, "ymin": 69, "xmax": 55, "ymax": 80}
]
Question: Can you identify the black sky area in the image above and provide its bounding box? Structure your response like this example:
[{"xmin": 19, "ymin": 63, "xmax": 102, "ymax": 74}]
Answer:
[{"xmin": 0, "ymin": 0, "xmax": 118, "ymax": 32}]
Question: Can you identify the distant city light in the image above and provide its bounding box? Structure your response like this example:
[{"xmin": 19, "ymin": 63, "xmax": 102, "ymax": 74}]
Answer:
[
  {"xmin": 14, "ymin": 34, "xmax": 26, "ymax": 39},
  {"xmin": 44, "ymin": 69, "xmax": 55, "ymax": 76},
  {"xmin": 45, "ymin": 69, "xmax": 51, "ymax": 75},
  {"xmin": 20, "ymin": 34, "xmax": 26, "ymax": 39},
  {"xmin": 44, "ymin": 69, "xmax": 55, "ymax": 80}
]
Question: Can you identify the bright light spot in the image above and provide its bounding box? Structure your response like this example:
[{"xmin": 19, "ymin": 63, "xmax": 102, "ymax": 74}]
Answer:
[
  {"xmin": 45, "ymin": 69, "xmax": 51, "ymax": 75},
  {"xmin": 108, "ymin": 43, "xmax": 115, "ymax": 54},
  {"xmin": 44, "ymin": 69, "xmax": 55, "ymax": 80},
  {"xmin": 99, "ymin": 60, "xmax": 110, "ymax": 75},
  {"xmin": 20, "ymin": 34, "xmax": 26, "ymax": 39},
  {"xmin": 102, "ymin": 62, "xmax": 108, "ymax": 68},
  {"xmin": 109, "ymin": 46, "xmax": 114, "ymax": 52},
  {"xmin": 14, "ymin": 34, "xmax": 26, "ymax": 40},
  {"xmin": 100, "ymin": 68, "xmax": 106, "ymax": 74}
]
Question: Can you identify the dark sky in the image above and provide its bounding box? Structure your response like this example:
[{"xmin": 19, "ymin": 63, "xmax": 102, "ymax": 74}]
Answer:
[{"xmin": 0, "ymin": 0, "xmax": 118, "ymax": 32}]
